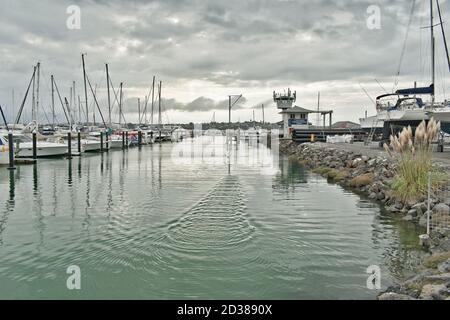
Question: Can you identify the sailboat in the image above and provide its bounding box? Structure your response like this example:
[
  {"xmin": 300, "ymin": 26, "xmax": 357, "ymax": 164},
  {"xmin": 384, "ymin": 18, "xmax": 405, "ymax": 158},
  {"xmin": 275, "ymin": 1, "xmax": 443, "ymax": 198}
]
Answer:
[
  {"xmin": 13, "ymin": 63, "xmax": 68, "ymax": 158},
  {"xmin": 372, "ymin": 0, "xmax": 450, "ymax": 137}
]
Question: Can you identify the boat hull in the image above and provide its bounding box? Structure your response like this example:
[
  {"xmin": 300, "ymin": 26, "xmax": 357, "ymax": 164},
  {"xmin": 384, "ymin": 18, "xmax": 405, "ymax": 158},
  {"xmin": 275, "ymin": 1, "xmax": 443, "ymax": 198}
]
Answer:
[
  {"xmin": 0, "ymin": 149, "xmax": 8, "ymax": 165},
  {"xmin": 377, "ymin": 109, "xmax": 429, "ymax": 122},
  {"xmin": 16, "ymin": 142, "xmax": 67, "ymax": 158}
]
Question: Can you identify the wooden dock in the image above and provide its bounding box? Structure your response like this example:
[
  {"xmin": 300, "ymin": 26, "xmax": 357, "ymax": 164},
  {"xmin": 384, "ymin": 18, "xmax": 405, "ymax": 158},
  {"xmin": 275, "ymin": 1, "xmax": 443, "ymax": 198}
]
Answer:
[{"xmin": 292, "ymin": 128, "xmax": 368, "ymax": 143}]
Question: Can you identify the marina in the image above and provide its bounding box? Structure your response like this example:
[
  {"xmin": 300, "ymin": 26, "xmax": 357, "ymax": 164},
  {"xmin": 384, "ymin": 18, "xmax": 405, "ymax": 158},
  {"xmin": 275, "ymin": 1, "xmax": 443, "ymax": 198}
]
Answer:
[{"xmin": 0, "ymin": 0, "xmax": 450, "ymax": 304}]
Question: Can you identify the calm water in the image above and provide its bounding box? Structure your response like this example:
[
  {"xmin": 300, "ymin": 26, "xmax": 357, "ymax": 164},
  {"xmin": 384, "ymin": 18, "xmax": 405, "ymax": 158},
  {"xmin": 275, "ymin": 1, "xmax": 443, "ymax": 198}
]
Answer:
[{"xmin": 0, "ymin": 137, "xmax": 424, "ymax": 299}]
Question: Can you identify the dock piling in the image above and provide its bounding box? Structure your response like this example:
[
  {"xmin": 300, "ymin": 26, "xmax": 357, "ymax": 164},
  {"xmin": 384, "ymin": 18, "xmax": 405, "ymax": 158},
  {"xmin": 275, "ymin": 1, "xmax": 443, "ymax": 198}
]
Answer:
[
  {"xmin": 122, "ymin": 131, "xmax": 125, "ymax": 149},
  {"xmin": 100, "ymin": 131, "xmax": 104, "ymax": 152},
  {"xmin": 138, "ymin": 131, "xmax": 142, "ymax": 146},
  {"xmin": 67, "ymin": 132, "xmax": 72, "ymax": 159},
  {"xmin": 126, "ymin": 131, "xmax": 129, "ymax": 148},
  {"xmin": 7, "ymin": 131, "xmax": 16, "ymax": 170},
  {"xmin": 77, "ymin": 131, "xmax": 81, "ymax": 153},
  {"xmin": 32, "ymin": 131, "xmax": 37, "ymax": 159}
]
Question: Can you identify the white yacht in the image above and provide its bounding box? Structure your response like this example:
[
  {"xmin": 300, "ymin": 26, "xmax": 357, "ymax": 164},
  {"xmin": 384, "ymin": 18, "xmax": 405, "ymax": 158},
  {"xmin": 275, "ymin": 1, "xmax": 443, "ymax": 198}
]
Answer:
[
  {"xmin": 0, "ymin": 134, "xmax": 9, "ymax": 165},
  {"xmin": 13, "ymin": 135, "xmax": 68, "ymax": 158}
]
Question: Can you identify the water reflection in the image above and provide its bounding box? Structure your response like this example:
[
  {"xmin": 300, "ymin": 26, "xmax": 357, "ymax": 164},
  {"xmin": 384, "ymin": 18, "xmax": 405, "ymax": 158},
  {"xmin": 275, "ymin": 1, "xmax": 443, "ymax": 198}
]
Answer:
[{"xmin": 0, "ymin": 140, "xmax": 425, "ymax": 299}]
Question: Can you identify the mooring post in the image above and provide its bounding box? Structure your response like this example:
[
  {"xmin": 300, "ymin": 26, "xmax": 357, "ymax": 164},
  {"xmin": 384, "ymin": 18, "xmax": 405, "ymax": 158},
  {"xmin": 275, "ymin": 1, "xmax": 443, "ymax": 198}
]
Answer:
[
  {"xmin": 32, "ymin": 130, "xmax": 37, "ymax": 159},
  {"xmin": 100, "ymin": 131, "xmax": 104, "ymax": 152},
  {"xmin": 67, "ymin": 132, "xmax": 72, "ymax": 159},
  {"xmin": 126, "ymin": 131, "xmax": 129, "ymax": 148},
  {"xmin": 77, "ymin": 131, "xmax": 81, "ymax": 154},
  {"xmin": 138, "ymin": 130, "xmax": 142, "ymax": 146},
  {"xmin": 122, "ymin": 131, "xmax": 125, "ymax": 149},
  {"xmin": 150, "ymin": 131, "xmax": 154, "ymax": 143},
  {"xmin": 7, "ymin": 131, "xmax": 16, "ymax": 170},
  {"xmin": 105, "ymin": 132, "xmax": 109, "ymax": 150}
]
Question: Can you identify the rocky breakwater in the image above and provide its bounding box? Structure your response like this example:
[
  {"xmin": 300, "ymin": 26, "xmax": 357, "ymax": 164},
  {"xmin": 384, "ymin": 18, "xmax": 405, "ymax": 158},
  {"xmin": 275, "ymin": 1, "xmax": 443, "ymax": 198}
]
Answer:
[{"xmin": 279, "ymin": 140, "xmax": 450, "ymax": 300}]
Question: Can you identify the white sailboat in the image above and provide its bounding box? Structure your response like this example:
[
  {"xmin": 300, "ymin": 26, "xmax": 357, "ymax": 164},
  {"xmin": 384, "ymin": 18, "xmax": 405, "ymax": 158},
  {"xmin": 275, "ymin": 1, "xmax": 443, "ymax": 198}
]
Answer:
[
  {"xmin": 0, "ymin": 134, "xmax": 9, "ymax": 165},
  {"xmin": 372, "ymin": 0, "xmax": 449, "ymax": 136}
]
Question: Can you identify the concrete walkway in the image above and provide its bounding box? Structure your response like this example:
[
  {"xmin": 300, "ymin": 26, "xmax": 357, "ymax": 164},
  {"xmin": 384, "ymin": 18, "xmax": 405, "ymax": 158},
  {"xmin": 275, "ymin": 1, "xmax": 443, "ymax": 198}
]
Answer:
[{"xmin": 310, "ymin": 142, "xmax": 450, "ymax": 168}]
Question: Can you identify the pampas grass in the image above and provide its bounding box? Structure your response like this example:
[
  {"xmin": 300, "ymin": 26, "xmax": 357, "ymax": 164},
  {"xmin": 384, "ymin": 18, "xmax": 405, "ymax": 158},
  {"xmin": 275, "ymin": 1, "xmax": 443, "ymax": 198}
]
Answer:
[{"xmin": 384, "ymin": 118, "xmax": 447, "ymax": 203}]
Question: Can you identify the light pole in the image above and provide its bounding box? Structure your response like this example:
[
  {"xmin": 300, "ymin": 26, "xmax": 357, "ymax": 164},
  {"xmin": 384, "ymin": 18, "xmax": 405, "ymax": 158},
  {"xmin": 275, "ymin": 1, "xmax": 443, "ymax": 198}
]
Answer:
[{"xmin": 228, "ymin": 94, "xmax": 243, "ymax": 124}]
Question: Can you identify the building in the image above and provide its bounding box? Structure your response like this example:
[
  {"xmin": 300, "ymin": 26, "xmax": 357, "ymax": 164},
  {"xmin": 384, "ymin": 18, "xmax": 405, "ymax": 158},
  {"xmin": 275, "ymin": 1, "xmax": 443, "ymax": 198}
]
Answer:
[
  {"xmin": 331, "ymin": 121, "xmax": 361, "ymax": 130},
  {"xmin": 274, "ymin": 89, "xmax": 333, "ymax": 137}
]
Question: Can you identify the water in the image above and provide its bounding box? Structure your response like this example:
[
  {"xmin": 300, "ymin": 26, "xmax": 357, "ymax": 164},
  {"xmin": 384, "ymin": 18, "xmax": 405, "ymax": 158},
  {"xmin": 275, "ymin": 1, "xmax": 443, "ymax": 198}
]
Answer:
[{"xmin": 0, "ymin": 137, "xmax": 424, "ymax": 299}]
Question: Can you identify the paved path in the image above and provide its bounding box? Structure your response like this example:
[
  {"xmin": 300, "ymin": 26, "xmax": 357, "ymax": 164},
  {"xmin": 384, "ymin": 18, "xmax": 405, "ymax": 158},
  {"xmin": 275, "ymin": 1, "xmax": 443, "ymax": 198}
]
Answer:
[{"xmin": 312, "ymin": 142, "xmax": 450, "ymax": 168}]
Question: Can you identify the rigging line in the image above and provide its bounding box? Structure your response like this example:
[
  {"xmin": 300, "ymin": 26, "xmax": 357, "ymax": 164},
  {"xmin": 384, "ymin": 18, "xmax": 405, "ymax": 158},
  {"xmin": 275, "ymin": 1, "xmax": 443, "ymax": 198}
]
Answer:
[
  {"xmin": 85, "ymin": 73, "xmax": 107, "ymax": 127},
  {"xmin": 108, "ymin": 76, "xmax": 122, "ymax": 121},
  {"xmin": 374, "ymin": 79, "xmax": 388, "ymax": 93},
  {"xmin": 436, "ymin": 0, "xmax": 450, "ymax": 72},
  {"xmin": 15, "ymin": 67, "xmax": 36, "ymax": 125},
  {"xmin": 359, "ymin": 82, "xmax": 376, "ymax": 104},
  {"xmin": 393, "ymin": 0, "xmax": 417, "ymax": 92},
  {"xmin": 53, "ymin": 77, "xmax": 71, "ymax": 124},
  {"xmin": 141, "ymin": 81, "xmax": 154, "ymax": 124}
]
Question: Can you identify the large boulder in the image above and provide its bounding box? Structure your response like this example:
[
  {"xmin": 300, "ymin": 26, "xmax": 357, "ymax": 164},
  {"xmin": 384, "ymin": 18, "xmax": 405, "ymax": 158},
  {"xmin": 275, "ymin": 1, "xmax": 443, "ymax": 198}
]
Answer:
[
  {"xmin": 433, "ymin": 203, "xmax": 450, "ymax": 215},
  {"xmin": 419, "ymin": 284, "xmax": 448, "ymax": 300},
  {"xmin": 378, "ymin": 292, "xmax": 415, "ymax": 300},
  {"xmin": 438, "ymin": 259, "xmax": 450, "ymax": 273}
]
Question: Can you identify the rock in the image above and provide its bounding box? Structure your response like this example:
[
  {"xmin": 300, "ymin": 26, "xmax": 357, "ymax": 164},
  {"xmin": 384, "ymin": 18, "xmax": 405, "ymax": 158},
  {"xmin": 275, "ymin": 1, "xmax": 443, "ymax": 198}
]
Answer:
[
  {"xmin": 377, "ymin": 192, "xmax": 385, "ymax": 201},
  {"xmin": 438, "ymin": 240, "xmax": 450, "ymax": 252},
  {"xmin": 394, "ymin": 201, "xmax": 404, "ymax": 210},
  {"xmin": 402, "ymin": 215, "xmax": 414, "ymax": 221},
  {"xmin": 367, "ymin": 159, "xmax": 377, "ymax": 167},
  {"xmin": 411, "ymin": 203, "xmax": 424, "ymax": 216},
  {"xmin": 361, "ymin": 155, "xmax": 369, "ymax": 162},
  {"xmin": 419, "ymin": 214, "xmax": 429, "ymax": 227},
  {"xmin": 424, "ymin": 273, "xmax": 450, "ymax": 282},
  {"xmin": 378, "ymin": 292, "xmax": 415, "ymax": 300},
  {"xmin": 352, "ymin": 158, "xmax": 363, "ymax": 167},
  {"xmin": 419, "ymin": 284, "xmax": 447, "ymax": 300},
  {"xmin": 433, "ymin": 203, "xmax": 450, "ymax": 215},
  {"xmin": 404, "ymin": 269, "xmax": 435, "ymax": 286},
  {"xmin": 408, "ymin": 208, "xmax": 418, "ymax": 217},
  {"xmin": 369, "ymin": 192, "xmax": 377, "ymax": 200},
  {"xmin": 438, "ymin": 259, "xmax": 450, "ymax": 273}
]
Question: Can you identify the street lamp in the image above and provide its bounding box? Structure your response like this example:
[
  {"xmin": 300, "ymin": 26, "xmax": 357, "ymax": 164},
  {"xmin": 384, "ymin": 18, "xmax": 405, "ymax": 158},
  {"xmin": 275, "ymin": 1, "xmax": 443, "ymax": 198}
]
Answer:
[{"xmin": 228, "ymin": 94, "xmax": 243, "ymax": 124}]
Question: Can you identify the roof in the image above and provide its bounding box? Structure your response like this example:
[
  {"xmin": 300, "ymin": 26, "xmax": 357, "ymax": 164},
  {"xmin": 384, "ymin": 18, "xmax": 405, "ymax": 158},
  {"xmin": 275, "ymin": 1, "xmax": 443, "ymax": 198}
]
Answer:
[
  {"xmin": 279, "ymin": 106, "xmax": 316, "ymax": 114},
  {"xmin": 331, "ymin": 121, "xmax": 361, "ymax": 129}
]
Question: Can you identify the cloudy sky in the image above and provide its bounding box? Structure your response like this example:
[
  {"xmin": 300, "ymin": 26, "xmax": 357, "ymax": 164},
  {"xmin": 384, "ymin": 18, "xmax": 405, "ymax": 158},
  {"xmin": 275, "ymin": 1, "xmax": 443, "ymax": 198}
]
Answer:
[{"xmin": 0, "ymin": 0, "xmax": 449, "ymax": 125}]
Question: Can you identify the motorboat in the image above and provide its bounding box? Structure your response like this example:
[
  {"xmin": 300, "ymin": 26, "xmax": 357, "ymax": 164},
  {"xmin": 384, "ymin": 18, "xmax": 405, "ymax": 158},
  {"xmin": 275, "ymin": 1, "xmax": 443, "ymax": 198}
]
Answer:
[{"xmin": 13, "ymin": 134, "xmax": 68, "ymax": 158}]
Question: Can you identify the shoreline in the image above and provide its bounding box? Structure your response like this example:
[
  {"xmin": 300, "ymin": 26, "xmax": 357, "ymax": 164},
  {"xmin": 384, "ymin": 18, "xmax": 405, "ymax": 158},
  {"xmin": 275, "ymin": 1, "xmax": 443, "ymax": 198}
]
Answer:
[{"xmin": 279, "ymin": 140, "xmax": 450, "ymax": 300}]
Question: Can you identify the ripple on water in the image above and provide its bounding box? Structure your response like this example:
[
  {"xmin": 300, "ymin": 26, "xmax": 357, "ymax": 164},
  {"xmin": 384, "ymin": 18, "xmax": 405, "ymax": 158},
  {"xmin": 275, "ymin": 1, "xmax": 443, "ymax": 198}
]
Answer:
[{"xmin": 159, "ymin": 175, "xmax": 255, "ymax": 255}]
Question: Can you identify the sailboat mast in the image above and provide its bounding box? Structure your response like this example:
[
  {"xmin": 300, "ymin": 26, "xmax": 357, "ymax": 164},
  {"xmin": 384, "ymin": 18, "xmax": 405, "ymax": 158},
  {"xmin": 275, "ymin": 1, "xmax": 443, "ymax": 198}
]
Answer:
[
  {"xmin": 158, "ymin": 81, "xmax": 162, "ymax": 128},
  {"xmin": 78, "ymin": 95, "xmax": 81, "ymax": 126},
  {"xmin": 72, "ymin": 81, "xmax": 76, "ymax": 126},
  {"xmin": 106, "ymin": 63, "xmax": 111, "ymax": 127},
  {"xmin": 119, "ymin": 82, "xmax": 123, "ymax": 126},
  {"xmin": 151, "ymin": 75, "xmax": 155, "ymax": 127},
  {"xmin": 36, "ymin": 62, "xmax": 40, "ymax": 126},
  {"xmin": 430, "ymin": 0, "xmax": 435, "ymax": 106},
  {"xmin": 51, "ymin": 75, "xmax": 55, "ymax": 129},
  {"xmin": 82, "ymin": 54, "xmax": 89, "ymax": 125},
  {"xmin": 138, "ymin": 98, "xmax": 141, "ymax": 126},
  {"xmin": 32, "ymin": 65, "xmax": 36, "ymax": 123},
  {"xmin": 262, "ymin": 104, "xmax": 265, "ymax": 124}
]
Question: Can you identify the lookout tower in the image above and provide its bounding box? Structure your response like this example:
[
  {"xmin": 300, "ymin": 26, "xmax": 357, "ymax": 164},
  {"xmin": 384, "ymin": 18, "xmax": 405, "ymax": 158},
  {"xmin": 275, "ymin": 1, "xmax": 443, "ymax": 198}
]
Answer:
[{"xmin": 273, "ymin": 88, "xmax": 296, "ymax": 110}]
